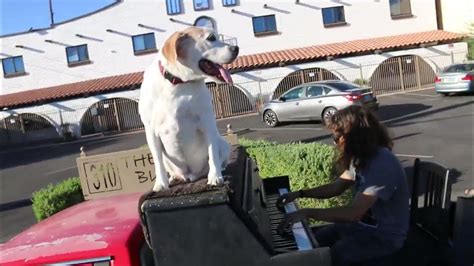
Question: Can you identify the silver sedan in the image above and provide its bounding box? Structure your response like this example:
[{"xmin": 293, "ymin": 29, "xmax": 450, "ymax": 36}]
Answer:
[
  {"xmin": 435, "ymin": 62, "xmax": 474, "ymax": 96},
  {"xmin": 261, "ymin": 80, "xmax": 378, "ymax": 127}
]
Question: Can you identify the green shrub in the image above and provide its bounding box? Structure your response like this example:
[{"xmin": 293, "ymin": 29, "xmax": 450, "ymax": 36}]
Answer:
[
  {"xmin": 353, "ymin": 78, "xmax": 369, "ymax": 86},
  {"xmin": 467, "ymin": 39, "xmax": 474, "ymax": 60},
  {"xmin": 239, "ymin": 139, "xmax": 352, "ymax": 213},
  {"xmin": 32, "ymin": 177, "xmax": 84, "ymax": 221}
]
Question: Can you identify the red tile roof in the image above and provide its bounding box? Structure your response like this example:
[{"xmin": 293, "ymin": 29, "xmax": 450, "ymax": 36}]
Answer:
[
  {"xmin": 224, "ymin": 30, "xmax": 465, "ymax": 70},
  {"xmin": 0, "ymin": 30, "xmax": 464, "ymax": 109}
]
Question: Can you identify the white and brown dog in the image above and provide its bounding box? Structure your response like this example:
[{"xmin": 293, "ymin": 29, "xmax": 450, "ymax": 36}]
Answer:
[{"xmin": 138, "ymin": 27, "xmax": 239, "ymax": 192}]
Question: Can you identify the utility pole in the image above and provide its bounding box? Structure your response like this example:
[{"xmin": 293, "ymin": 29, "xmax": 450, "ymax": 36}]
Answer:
[{"xmin": 48, "ymin": 0, "xmax": 55, "ymax": 26}]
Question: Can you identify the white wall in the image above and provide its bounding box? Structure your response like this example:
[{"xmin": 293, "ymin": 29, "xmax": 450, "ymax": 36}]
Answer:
[
  {"xmin": 1, "ymin": 0, "xmax": 438, "ymax": 95},
  {"xmin": 440, "ymin": 0, "xmax": 474, "ymax": 34}
]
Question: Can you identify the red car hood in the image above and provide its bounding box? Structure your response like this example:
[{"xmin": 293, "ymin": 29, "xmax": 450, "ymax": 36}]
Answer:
[{"xmin": 0, "ymin": 192, "xmax": 144, "ymax": 265}]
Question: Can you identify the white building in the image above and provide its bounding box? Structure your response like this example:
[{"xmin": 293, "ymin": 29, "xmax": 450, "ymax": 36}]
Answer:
[
  {"xmin": 437, "ymin": 0, "xmax": 474, "ymax": 34},
  {"xmin": 0, "ymin": 0, "xmax": 469, "ymax": 145}
]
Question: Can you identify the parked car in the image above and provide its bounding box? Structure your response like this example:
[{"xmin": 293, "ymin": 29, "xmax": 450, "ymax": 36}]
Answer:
[
  {"xmin": 0, "ymin": 192, "xmax": 154, "ymax": 266},
  {"xmin": 261, "ymin": 80, "xmax": 378, "ymax": 127},
  {"xmin": 435, "ymin": 62, "xmax": 474, "ymax": 95}
]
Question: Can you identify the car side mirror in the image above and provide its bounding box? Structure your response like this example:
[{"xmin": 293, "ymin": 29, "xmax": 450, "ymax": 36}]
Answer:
[{"xmin": 279, "ymin": 96, "xmax": 286, "ymax": 102}]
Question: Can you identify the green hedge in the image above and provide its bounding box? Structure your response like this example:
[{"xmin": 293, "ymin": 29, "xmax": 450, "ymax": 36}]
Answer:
[
  {"xmin": 32, "ymin": 177, "xmax": 84, "ymax": 221},
  {"xmin": 468, "ymin": 39, "xmax": 474, "ymax": 60},
  {"xmin": 239, "ymin": 139, "xmax": 352, "ymax": 211}
]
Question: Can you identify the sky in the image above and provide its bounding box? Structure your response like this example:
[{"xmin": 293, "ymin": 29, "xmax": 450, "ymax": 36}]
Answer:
[{"xmin": 1, "ymin": 0, "xmax": 116, "ymax": 36}]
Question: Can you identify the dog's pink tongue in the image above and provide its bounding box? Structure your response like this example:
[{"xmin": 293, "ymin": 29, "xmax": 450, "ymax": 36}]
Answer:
[{"xmin": 217, "ymin": 64, "xmax": 233, "ymax": 85}]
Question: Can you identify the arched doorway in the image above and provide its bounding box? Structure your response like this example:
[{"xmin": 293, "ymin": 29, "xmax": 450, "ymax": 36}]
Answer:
[
  {"xmin": 273, "ymin": 68, "xmax": 340, "ymax": 99},
  {"xmin": 80, "ymin": 98, "xmax": 143, "ymax": 136},
  {"xmin": 369, "ymin": 55, "xmax": 436, "ymax": 95},
  {"xmin": 206, "ymin": 83, "xmax": 254, "ymax": 118},
  {"xmin": 1, "ymin": 113, "xmax": 58, "ymax": 145}
]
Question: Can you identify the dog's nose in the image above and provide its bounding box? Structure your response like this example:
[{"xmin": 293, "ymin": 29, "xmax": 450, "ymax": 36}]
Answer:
[{"xmin": 230, "ymin": 46, "xmax": 239, "ymax": 56}]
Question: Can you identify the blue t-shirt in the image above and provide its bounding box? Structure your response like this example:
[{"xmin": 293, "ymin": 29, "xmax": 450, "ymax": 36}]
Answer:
[{"xmin": 355, "ymin": 147, "xmax": 409, "ymax": 248}]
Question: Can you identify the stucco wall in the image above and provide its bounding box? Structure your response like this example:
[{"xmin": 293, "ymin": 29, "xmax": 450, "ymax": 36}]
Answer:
[
  {"xmin": 440, "ymin": 0, "xmax": 474, "ymax": 34},
  {"xmin": 1, "ymin": 0, "xmax": 439, "ymax": 94}
]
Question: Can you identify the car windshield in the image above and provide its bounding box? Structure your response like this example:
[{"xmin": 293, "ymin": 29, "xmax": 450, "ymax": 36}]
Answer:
[
  {"xmin": 323, "ymin": 82, "xmax": 359, "ymax": 91},
  {"xmin": 444, "ymin": 64, "xmax": 474, "ymax": 73}
]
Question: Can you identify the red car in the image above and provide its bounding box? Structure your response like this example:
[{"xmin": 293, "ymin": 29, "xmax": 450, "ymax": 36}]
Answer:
[{"xmin": 0, "ymin": 192, "xmax": 153, "ymax": 266}]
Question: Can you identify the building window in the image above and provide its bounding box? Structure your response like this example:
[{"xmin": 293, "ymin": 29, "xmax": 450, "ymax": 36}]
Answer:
[
  {"xmin": 166, "ymin": 0, "xmax": 182, "ymax": 15},
  {"xmin": 322, "ymin": 6, "xmax": 346, "ymax": 27},
  {"xmin": 194, "ymin": 16, "xmax": 216, "ymax": 30},
  {"xmin": 222, "ymin": 0, "xmax": 237, "ymax": 7},
  {"xmin": 252, "ymin": 15, "xmax": 277, "ymax": 36},
  {"xmin": 132, "ymin": 33, "xmax": 157, "ymax": 55},
  {"xmin": 194, "ymin": 0, "xmax": 210, "ymax": 10},
  {"xmin": 66, "ymin": 44, "xmax": 89, "ymax": 66},
  {"xmin": 389, "ymin": 0, "xmax": 412, "ymax": 18},
  {"xmin": 2, "ymin": 56, "xmax": 25, "ymax": 77}
]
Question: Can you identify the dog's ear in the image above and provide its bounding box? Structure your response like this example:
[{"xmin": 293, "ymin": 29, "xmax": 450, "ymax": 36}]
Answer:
[{"xmin": 162, "ymin": 31, "xmax": 188, "ymax": 64}]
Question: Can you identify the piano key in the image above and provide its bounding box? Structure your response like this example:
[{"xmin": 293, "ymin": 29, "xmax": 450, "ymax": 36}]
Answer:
[{"xmin": 278, "ymin": 188, "xmax": 313, "ymax": 251}]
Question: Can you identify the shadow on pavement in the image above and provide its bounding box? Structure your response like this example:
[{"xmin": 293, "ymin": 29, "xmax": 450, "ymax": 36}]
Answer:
[
  {"xmin": 0, "ymin": 136, "xmax": 122, "ymax": 170},
  {"xmin": 0, "ymin": 198, "xmax": 32, "ymax": 212},
  {"xmin": 377, "ymin": 103, "xmax": 432, "ymax": 122},
  {"xmin": 383, "ymin": 101, "xmax": 473, "ymax": 126}
]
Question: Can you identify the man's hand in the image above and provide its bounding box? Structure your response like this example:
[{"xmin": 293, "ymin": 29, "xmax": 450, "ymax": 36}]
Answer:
[
  {"xmin": 276, "ymin": 191, "xmax": 300, "ymax": 211},
  {"xmin": 277, "ymin": 210, "xmax": 307, "ymax": 236}
]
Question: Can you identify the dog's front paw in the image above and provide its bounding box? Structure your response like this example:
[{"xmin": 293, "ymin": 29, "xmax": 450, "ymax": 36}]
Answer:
[
  {"xmin": 152, "ymin": 182, "xmax": 169, "ymax": 192},
  {"xmin": 207, "ymin": 174, "xmax": 224, "ymax": 186}
]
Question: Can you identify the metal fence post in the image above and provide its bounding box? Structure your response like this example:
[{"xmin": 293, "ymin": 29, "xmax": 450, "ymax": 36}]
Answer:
[
  {"xmin": 2, "ymin": 118, "xmax": 10, "ymax": 143},
  {"xmin": 414, "ymin": 56, "xmax": 422, "ymax": 89},
  {"xmin": 397, "ymin": 57, "xmax": 405, "ymax": 91},
  {"xmin": 113, "ymin": 99, "xmax": 122, "ymax": 132},
  {"xmin": 450, "ymin": 51, "xmax": 454, "ymax": 64},
  {"xmin": 359, "ymin": 64, "xmax": 364, "ymax": 82},
  {"xmin": 19, "ymin": 115, "xmax": 26, "ymax": 133}
]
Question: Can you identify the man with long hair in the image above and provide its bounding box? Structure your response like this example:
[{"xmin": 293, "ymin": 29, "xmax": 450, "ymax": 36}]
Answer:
[{"xmin": 277, "ymin": 105, "xmax": 409, "ymax": 266}]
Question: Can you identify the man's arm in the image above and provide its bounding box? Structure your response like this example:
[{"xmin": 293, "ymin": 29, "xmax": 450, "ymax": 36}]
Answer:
[
  {"xmin": 301, "ymin": 170, "xmax": 354, "ymax": 199},
  {"xmin": 278, "ymin": 192, "xmax": 378, "ymax": 235},
  {"xmin": 303, "ymin": 192, "xmax": 377, "ymax": 223}
]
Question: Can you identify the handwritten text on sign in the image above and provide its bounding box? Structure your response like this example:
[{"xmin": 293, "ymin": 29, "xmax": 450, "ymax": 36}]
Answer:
[{"xmin": 77, "ymin": 148, "xmax": 157, "ymax": 200}]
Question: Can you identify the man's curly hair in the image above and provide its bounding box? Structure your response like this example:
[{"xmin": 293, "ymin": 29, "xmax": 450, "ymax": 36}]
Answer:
[{"xmin": 327, "ymin": 105, "xmax": 393, "ymax": 170}]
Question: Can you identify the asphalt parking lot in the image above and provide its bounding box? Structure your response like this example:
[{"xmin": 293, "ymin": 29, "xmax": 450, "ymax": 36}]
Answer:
[{"xmin": 0, "ymin": 88, "xmax": 472, "ymax": 243}]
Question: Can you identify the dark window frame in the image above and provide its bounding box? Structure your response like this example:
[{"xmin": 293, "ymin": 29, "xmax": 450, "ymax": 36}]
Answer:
[
  {"xmin": 389, "ymin": 0, "xmax": 413, "ymax": 19},
  {"xmin": 252, "ymin": 14, "xmax": 278, "ymax": 36},
  {"xmin": 166, "ymin": 0, "xmax": 182, "ymax": 15},
  {"xmin": 2, "ymin": 55, "xmax": 26, "ymax": 78},
  {"xmin": 322, "ymin": 6, "xmax": 347, "ymax": 27},
  {"xmin": 65, "ymin": 44, "xmax": 90, "ymax": 67},
  {"xmin": 194, "ymin": 0, "xmax": 211, "ymax": 11},
  {"xmin": 194, "ymin": 16, "xmax": 216, "ymax": 30},
  {"xmin": 222, "ymin": 0, "xmax": 237, "ymax": 7},
  {"xmin": 132, "ymin": 33, "xmax": 158, "ymax": 55}
]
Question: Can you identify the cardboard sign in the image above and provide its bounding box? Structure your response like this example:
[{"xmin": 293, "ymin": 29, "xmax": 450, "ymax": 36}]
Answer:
[
  {"xmin": 77, "ymin": 148, "xmax": 156, "ymax": 200},
  {"xmin": 77, "ymin": 134, "xmax": 240, "ymax": 200}
]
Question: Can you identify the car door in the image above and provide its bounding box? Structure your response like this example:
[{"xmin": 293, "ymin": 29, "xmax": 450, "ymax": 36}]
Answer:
[
  {"xmin": 298, "ymin": 85, "xmax": 325, "ymax": 119},
  {"xmin": 276, "ymin": 86, "xmax": 307, "ymax": 121}
]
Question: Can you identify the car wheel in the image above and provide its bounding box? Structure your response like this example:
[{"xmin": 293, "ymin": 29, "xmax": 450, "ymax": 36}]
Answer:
[
  {"xmin": 263, "ymin": 110, "xmax": 279, "ymax": 127},
  {"xmin": 322, "ymin": 107, "xmax": 337, "ymax": 124}
]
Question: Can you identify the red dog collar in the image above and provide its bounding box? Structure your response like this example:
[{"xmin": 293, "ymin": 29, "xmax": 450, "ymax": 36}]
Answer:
[{"xmin": 158, "ymin": 61, "xmax": 186, "ymax": 85}]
